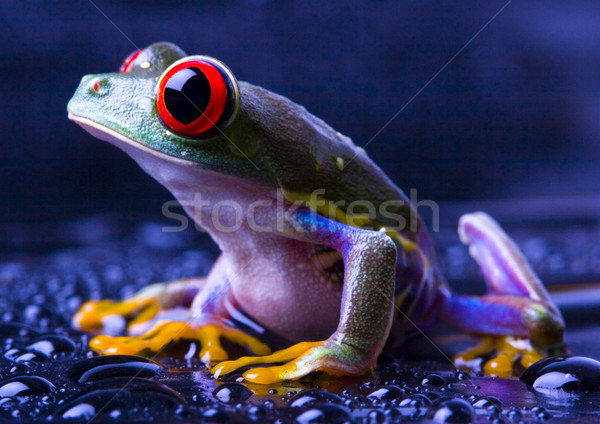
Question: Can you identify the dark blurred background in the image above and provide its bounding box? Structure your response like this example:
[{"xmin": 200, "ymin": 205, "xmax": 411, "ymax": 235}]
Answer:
[{"xmin": 1, "ymin": 0, "xmax": 599, "ymax": 221}]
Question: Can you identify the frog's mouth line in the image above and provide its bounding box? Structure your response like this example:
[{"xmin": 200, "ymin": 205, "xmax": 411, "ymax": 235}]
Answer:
[{"xmin": 67, "ymin": 112, "xmax": 198, "ymax": 167}]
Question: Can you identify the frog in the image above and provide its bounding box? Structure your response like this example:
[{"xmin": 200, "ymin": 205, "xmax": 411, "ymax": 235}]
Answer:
[{"xmin": 67, "ymin": 42, "xmax": 565, "ymax": 384}]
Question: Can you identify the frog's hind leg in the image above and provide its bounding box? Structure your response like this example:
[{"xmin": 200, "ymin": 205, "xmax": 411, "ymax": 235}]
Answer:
[{"xmin": 443, "ymin": 212, "xmax": 565, "ymax": 377}]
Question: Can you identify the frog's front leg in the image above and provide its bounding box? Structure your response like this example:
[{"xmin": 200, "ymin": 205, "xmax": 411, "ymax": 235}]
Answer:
[
  {"xmin": 444, "ymin": 212, "xmax": 565, "ymax": 377},
  {"xmin": 76, "ymin": 256, "xmax": 270, "ymax": 364},
  {"xmin": 213, "ymin": 208, "xmax": 398, "ymax": 384}
]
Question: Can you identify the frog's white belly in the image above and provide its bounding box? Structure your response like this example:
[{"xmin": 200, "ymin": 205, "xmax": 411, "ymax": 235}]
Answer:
[{"xmin": 224, "ymin": 236, "xmax": 342, "ymax": 343}]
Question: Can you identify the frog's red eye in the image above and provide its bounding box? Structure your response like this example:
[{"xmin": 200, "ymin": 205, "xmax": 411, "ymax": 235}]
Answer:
[
  {"xmin": 119, "ymin": 49, "xmax": 142, "ymax": 73},
  {"xmin": 156, "ymin": 56, "xmax": 239, "ymax": 138}
]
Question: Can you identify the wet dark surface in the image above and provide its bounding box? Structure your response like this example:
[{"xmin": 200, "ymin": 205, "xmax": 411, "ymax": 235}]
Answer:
[{"xmin": 1, "ymin": 213, "xmax": 600, "ymax": 422}]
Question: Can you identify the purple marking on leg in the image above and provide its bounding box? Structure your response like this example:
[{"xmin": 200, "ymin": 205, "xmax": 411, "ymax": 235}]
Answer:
[
  {"xmin": 444, "ymin": 295, "xmax": 531, "ymax": 338},
  {"xmin": 294, "ymin": 208, "xmax": 356, "ymax": 255}
]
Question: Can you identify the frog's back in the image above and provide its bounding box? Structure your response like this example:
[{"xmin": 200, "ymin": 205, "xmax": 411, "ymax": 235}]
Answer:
[
  {"xmin": 239, "ymin": 81, "xmax": 448, "ymax": 327},
  {"xmin": 239, "ymin": 82, "xmax": 415, "ymax": 233}
]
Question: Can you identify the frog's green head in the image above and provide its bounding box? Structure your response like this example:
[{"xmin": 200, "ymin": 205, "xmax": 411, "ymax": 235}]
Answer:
[
  {"xmin": 68, "ymin": 42, "xmax": 376, "ymax": 199},
  {"xmin": 68, "ymin": 42, "xmax": 278, "ymax": 182}
]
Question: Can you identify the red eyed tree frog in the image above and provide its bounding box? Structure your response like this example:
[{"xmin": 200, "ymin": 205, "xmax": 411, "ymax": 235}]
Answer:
[{"xmin": 67, "ymin": 42, "xmax": 565, "ymax": 384}]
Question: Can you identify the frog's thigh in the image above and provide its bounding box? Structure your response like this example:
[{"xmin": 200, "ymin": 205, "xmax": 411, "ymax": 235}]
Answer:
[
  {"xmin": 447, "ymin": 212, "xmax": 565, "ymax": 376},
  {"xmin": 443, "ymin": 294, "xmax": 563, "ymax": 346},
  {"xmin": 455, "ymin": 212, "xmax": 564, "ymax": 339}
]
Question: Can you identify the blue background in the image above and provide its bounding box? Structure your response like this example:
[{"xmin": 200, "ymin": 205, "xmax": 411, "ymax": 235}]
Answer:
[{"xmin": 1, "ymin": 0, "xmax": 599, "ymax": 219}]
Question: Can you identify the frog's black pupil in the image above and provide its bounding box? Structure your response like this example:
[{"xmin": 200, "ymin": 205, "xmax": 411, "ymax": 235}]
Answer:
[{"xmin": 164, "ymin": 67, "xmax": 211, "ymax": 125}]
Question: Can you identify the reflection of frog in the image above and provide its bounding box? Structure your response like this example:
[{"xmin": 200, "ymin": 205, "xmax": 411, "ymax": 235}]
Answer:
[{"xmin": 67, "ymin": 42, "xmax": 564, "ymax": 384}]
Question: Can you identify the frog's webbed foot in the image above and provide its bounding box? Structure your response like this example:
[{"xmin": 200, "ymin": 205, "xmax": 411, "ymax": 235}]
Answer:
[
  {"xmin": 212, "ymin": 339, "xmax": 371, "ymax": 384},
  {"xmin": 453, "ymin": 335, "xmax": 566, "ymax": 378},
  {"xmin": 73, "ymin": 278, "xmax": 207, "ymax": 335},
  {"xmin": 73, "ymin": 283, "xmax": 165, "ymax": 333},
  {"xmin": 90, "ymin": 321, "xmax": 271, "ymax": 364}
]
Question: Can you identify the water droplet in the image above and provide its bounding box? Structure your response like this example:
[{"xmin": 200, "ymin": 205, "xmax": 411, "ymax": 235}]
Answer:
[
  {"xmin": 367, "ymin": 385, "xmax": 403, "ymax": 402},
  {"xmin": 471, "ymin": 395, "xmax": 502, "ymax": 414},
  {"xmin": 506, "ymin": 407, "xmax": 521, "ymax": 420},
  {"xmin": 41, "ymin": 395, "xmax": 53, "ymax": 405},
  {"xmin": 9, "ymin": 364, "xmax": 29, "ymax": 374},
  {"xmin": 521, "ymin": 355, "xmax": 600, "ymax": 393},
  {"xmin": 61, "ymin": 403, "xmax": 96, "ymax": 420},
  {"xmin": 537, "ymin": 410, "xmax": 552, "ymax": 420},
  {"xmin": 351, "ymin": 394, "xmax": 370, "ymax": 407},
  {"xmin": 23, "ymin": 304, "xmax": 55, "ymax": 327},
  {"xmin": 398, "ymin": 394, "xmax": 431, "ymax": 408},
  {"xmin": 201, "ymin": 407, "xmax": 230, "ymax": 422},
  {"xmin": 294, "ymin": 404, "xmax": 351, "ymax": 424},
  {"xmin": 472, "ymin": 399, "xmax": 489, "ymax": 408},
  {"xmin": 368, "ymin": 409, "xmax": 386, "ymax": 423},
  {"xmin": 361, "ymin": 381, "xmax": 375, "ymax": 390},
  {"xmin": 0, "ymin": 396, "xmax": 19, "ymax": 409},
  {"xmin": 25, "ymin": 335, "xmax": 76, "ymax": 358},
  {"xmin": 263, "ymin": 400, "xmax": 276, "ymax": 409},
  {"xmin": 213, "ymin": 382, "xmax": 252, "ymax": 403},
  {"xmin": 109, "ymin": 409, "xmax": 122, "ymax": 419},
  {"xmin": 0, "ymin": 376, "xmax": 55, "ymax": 397},
  {"xmin": 66, "ymin": 355, "xmax": 164, "ymax": 384},
  {"xmin": 290, "ymin": 389, "xmax": 345, "ymax": 408},
  {"xmin": 56, "ymin": 377, "xmax": 184, "ymax": 418},
  {"xmin": 3, "ymin": 348, "xmax": 48, "ymax": 364},
  {"xmin": 430, "ymin": 398, "xmax": 474, "ymax": 423},
  {"xmin": 247, "ymin": 404, "xmax": 266, "ymax": 419},
  {"xmin": 421, "ymin": 374, "xmax": 446, "ymax": 387}
]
